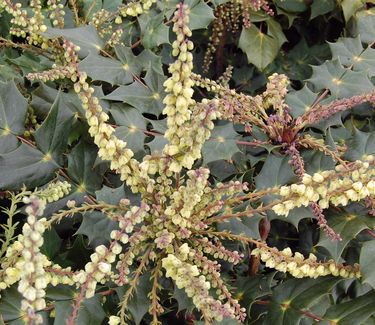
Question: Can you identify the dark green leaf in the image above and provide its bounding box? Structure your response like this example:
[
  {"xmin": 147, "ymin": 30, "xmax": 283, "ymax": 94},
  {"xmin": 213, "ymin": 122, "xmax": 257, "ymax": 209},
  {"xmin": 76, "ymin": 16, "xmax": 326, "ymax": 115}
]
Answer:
[
  {"xmin": 185, "ymin": 0, "xmax": 216, "ymax": 30},
  {"xmin": 310, "ymin": 0, "xmax": 335, "ymax": 19},
  {"xmin": 41, "ymin": 227, "xmax": 62, "ymax": 259},
  {"xmin": 344, "ymin": 129, "xmax": 375, "ymax": 161},
  {"xmin": 329, "ymin": 36, "xmax": 375, "ymax": 77},
  {"xmin": 318, "ymin": 210, "xmax": 375, "ymax": 261},
  {"xmin": 239, "ymin": 25, "xmax": 280, "ymax": 71},
  {"xmin": 79, "ymin": 53, "xmax": 133, "ymax": 85},
  {"xmin": 67, "ymin": 141, "xmax": 103, "ymax": 194},
  {"xmin": 255, "ymin": 155, "xmax": 295, "ymax": 189},
  {"xmin": 0, "ymin": 144, "xmax": 58, "ymax": 190},
  {"xmin": 0, "ymin": 80, "xmax": 27, "ymax": 135},
  {"xmin": 308, "ymin": 59, "xmax": 373, "ymax": 98},
  {"xmin": 54, "ymin": 295, "xmax": 106, "ymax": 325},
  {"xmin": 44, "ymin": 25, "xmax": 103, "ymax": 57},
  {"xmin": 104, "ymin": 69, "xmax": 166, "ymax": 114},
  {"xmin": 111, "ymin": 105, "xmax": 146, "ymax": 155},
  {"xmin": 360, "ymin": 240, "xmax": 375, "ymax": 289},
  {"xmin": 76, "ymin": 185, "xmax": 125, "ymax": 243},
  {"xmin": 34, "ymin": 92, "xmax": 74, "ymax": 164},
  {"xmin": 138, "ymin": 12, "xmax": 169, "ymax": 48},
  {"xmin": 275, "ymin": 0, "xmax": 308, "ymax": 12},
  {"xmin": 322, "ymin": 291, "xmax": 375, "ymax": 325},
  {"xmin": 265, "ymin": 277, "xmax": 341, "ymax": 325},
  {"xmin": 202, "ymin": 123, "xmax": 240, "ymax": 164},
  {"xmin": 286, "ymin": 85, "xmax": 317, "ymax": 118}
]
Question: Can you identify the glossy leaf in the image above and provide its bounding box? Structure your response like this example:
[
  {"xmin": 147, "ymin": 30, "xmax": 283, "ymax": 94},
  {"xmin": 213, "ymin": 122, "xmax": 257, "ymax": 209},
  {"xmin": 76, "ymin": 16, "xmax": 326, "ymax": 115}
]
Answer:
[
  {"xmin": 111, "ymin": 105, "xmax": 147, "ymax": 155},
  {"xmin": 79, "ymin": 53, "xmax": 133, "ymax": 85},
  {"xmin": 0, "ymin": 80, "xmax": 27, "ymax": 135},
  {"xmin": 67, "ymin": 141, "xmax": 103, "ymax": 194},
  {"xmin": 34, "ymin": 92, "xmax": 74, "ymax": 164},
  {"xmin": 322, "ymin": 291, "xmax": 375, "ymax": 325},
  {"xmin": 360, "ymin": 240, "xmax": 375, "ymax": 290},
  {"xmin": 318, "ymin": 209, "xmax": 375, "ymax": 261},
  {"xmin": 308, "ymin": 59, "xmax": 373, "ymax": 98},
  {"xmin": 202, "ymin": 123, "xmax": 240, "ymax": 164},
  {"xmin": 239, "ymin": 25, "xmax": 280, "ymax": 71},
  {"xmin": 0, "ymin": 144, "xmax": 58, "ymax": 190},
  {"xmin": 264, "ymin": 277, "xmax": 341, "ymax": 324},
  {"xmin": 76, "ymin": 185, "xmax": 124, "ymax": 243}
]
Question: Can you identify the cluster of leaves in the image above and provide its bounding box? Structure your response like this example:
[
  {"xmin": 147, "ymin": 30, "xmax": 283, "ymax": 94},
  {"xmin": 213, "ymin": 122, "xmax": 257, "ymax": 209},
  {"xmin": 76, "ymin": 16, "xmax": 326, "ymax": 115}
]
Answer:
[{"xmin": 0, "ymin": 0, "xmax": 374, "ymax": 324}]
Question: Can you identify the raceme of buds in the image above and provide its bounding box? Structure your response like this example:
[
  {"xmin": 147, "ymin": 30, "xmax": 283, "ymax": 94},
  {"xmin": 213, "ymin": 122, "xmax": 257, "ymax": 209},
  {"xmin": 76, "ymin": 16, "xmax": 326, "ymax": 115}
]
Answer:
[
  {"xmin": 162, "ymin": 247, "xmax": 238, "ymax": 323},
  {"xmin": 118, "ymin": 0, "xmax": 156, "ymax": 17},
  {"xmin": 0, "ymin": 0, "xmax": 49, "ymax": 48},
  {"xmin": 262, "ymin": 73, "xmax": 290, "ymax": 113},
  {"xmin": 17, "ymin": 197, "xmax": 47, "ymax": 325},
  {"xmin": 272, "ymin": 156, "xmax": 375, "ymax": 216},
  {"xmin": 162, "ymin": 3, "xmax": 196, "ymax": 172},
  {"xmin": 251, "ymin": 246, "xmax": 360, "ymax": 279}
]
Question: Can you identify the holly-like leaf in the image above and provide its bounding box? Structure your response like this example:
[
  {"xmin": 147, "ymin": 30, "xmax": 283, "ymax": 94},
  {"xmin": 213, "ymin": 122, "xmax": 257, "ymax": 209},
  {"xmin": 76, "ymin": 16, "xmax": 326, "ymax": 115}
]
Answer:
[
  {"xmin": 239, "ymin": 24, "xmax": 280, "ymax": 71},
  {"xmin": 44, "ymin": 25, "xmax": 103, "ymax": 57},
  {"xmin": 318, "ymin": 209, "xmax": 375, "ymax": 261},
  {"xmin": 286, "ymin": 85, "xmax": 317, "ymax": 117},
  {"xmin": 0, "ymin": 80, "xmax": 27, "ymax": 136},
  {"xmin": 67, "ymin": 141, "xmax": 103, "ymax": 194},
  {"xmin": 138, "ymin": 11, "xmax": 169, "ymax": 48},
  {"xmin": 111, "ymin": 105, "xmax": 146, "ymax": 155},
  {"xmin": 54, "ymin": 295, "xmax": 106, "ymax": 325},
  {"xmin": 355, "ymin": 8, "xmax": 375, "ymax": 44},
  {"xmin": 308, "ymin": 59, "xmax": 373, "ymax": 98},
  {"xmin": 104, "ymin": 69, "xmax": 166, "ymax": 114},
  {"xmin": 329, "ymin": 36, "xmax": 375, "ymax": 77},
  {"xmin": 202, "ymin": 123, "xmax": 240, "ymax": 164},
  {"xmin": 360, "ymin": 240, "xmax": 375, "ymax": 290},
  {"xmin": 8, "ymin": 52, "xmax": 50, "ymax": 76},
  {"xmin": 34, "ymin": 92, "xmax": 74, "ymax": 165},
  {"xmin": 185, "ymin": 0, "xmax": 215, "ymax": 30},
  {"xmin": 341, "ymin": 0, "xmax": 364, "ymax": 22},
  {"xmin": 0, "ymin": 286, "xmax": 23, "ymax": 323},
  {"xmin": 264, "ymin": 277, "xmax": 341, "ymax": 324},
  {"xmin": 115, "ymin": 47, "xmax": 164, "ymax": 76},
  {"xmin": 310, "ymin": 0, "xmax": 335, "ymax": 19},
  {"xmin": 275, "ymin": 0, "xmax": 308, "ymax": 12},
  {"xmin": 255, "ymin": 155, "xmax": 295, "ymax": 189},
  {"xmin": 0, "ymin": 144, "xmax": 58, "ymax": 190},
  {"xmin": 323, "ymin": 291, "xmax": 375, "ymax": 324},
  {"xmin": 344, "ymin": 129, "xmax": 375, "ymax": 161},
  {"xmin": 218, "ymin": 214, "xmax": 263, "ymax": 239},
  {"xmin": 41, "ymin": 227, "xmax": 62, "ymax": 259},
  {"xmin": 76, "ymin": 185, "xmax": 125, "ymax": 243},
  {"xmin": 116, "ymin": 273, "xmax": 152, "ymax": 325},
  {"xmin": 79, "ymin": 53, "xmax": 133, "ymax": 85}
]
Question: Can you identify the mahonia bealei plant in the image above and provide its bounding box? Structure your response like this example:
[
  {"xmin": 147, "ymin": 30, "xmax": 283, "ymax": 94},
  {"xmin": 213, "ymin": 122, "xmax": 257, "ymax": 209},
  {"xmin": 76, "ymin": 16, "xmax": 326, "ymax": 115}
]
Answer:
[{"xmin": 1, "ymin": 0, "xmax": 375, "ymax": 324}]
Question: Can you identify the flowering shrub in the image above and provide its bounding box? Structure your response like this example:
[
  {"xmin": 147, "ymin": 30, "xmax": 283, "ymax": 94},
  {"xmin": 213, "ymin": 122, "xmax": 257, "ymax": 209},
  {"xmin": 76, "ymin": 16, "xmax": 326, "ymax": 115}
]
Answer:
[{"xmin": 0, "ymin": 0, "xmax": 374, "ymax": 324}]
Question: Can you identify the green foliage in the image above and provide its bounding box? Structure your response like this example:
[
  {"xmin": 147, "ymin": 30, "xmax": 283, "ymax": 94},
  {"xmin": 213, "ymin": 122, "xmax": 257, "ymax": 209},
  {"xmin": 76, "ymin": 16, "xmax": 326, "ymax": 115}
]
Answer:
[{"xmin": 0, "ymin": 0, "xmax": 374, "ymax": 324}]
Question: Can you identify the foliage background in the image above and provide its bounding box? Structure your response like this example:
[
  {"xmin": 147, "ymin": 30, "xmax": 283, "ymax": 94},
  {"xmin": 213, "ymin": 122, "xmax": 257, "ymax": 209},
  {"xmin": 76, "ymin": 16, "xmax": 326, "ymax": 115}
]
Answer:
[{"xmin": 0, "ymin": 0, "xmax": 375, "ymax": 324}]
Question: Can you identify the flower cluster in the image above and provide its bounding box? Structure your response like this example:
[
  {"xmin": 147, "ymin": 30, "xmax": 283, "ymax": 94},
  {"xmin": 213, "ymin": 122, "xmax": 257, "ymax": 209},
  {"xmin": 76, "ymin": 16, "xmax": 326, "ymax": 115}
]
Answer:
[
  {"xmin": 17, "ymin": 198, "xmax": 47, "ymax": 324},
  {"xmin": 0, "ymin": 0, "xmax": 49, "ymax": 48},
  {"xmin": 262, "ymin": 73, "xmax": 290, "ymax": 113},
  {"xmin": 5, "ymin": 2, "xmax": 372, "ymax": 324},
  {"xmin": 162, "ymin": 4, "xmax": 196, "ymax": 171},
  {"xmin": 118, "ymin": 0, "xmax": 156, "ymax": 17},
  {"xmin": 47, "ymin": 0, "xmax": 65, "ymax": 28},
  {"xmin": 162, "ymin": 245, "xmax": 240, "ymax": 322},
  {"xmin": 272, "ymin": 156, "xmax": 375, "ymax": 216},
  {"xmin": 36, "ymin": 180, "xmax": 71, "ymax": 203},
  {"xmin": 251, "ymin": 245, "xmax": 360, "ymax": 279}
]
